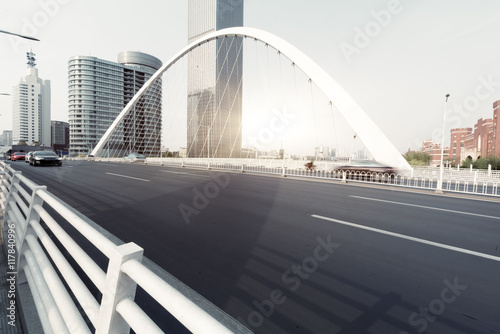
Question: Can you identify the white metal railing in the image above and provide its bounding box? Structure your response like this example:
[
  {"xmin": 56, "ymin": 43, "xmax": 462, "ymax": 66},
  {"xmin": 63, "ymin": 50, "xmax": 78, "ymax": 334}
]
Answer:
[
  {"xmin": 145, "ymin": 158, "xmax": 499, "ymax": 197},
  {"xmin": 68, "ymin": 157, "xmax": 500, "ymax": 197},
  {"xmin": 0, "ymin": 162, "xmax": 251, "ymax": 334}
]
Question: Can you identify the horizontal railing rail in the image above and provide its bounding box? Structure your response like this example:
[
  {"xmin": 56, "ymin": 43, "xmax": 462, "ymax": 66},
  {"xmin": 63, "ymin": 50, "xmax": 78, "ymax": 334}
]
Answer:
[
  {"xmin": 0, "ymin": 162, "xmax": 251, "ymax": 334},
  {"xmin": 155, "ymin": 158, "xmax": 500, "ymax": 197},
  {"xmin": 67, "ymin": 156, "xmax": 500, "ymax": 197}
]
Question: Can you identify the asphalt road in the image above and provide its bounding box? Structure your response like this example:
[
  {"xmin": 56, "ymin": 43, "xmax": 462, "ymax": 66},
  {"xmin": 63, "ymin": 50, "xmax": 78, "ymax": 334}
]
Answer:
[{"xmin": 6, "ymin": 159, "xmax": 500, "ymax": 334}]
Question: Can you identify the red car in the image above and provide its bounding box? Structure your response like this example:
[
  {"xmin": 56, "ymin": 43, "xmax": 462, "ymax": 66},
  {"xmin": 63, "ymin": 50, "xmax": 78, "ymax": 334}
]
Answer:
[{"xmin": 10, "ymin": 152, "xmax": 26, "ymax": 161}]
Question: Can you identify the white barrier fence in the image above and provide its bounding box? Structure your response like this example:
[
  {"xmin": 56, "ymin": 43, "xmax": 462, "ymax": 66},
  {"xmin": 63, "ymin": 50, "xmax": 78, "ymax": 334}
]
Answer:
[
  {"xmin": 0, "ymin": 162, "xmax": 251, "ymax": 334},
  {"xmin": 141, "ymin": 158, "xmax": 499, "ymax": 197},
  {"xmin": 70, "ymin": 157, "xmax": 500, "ymax": 196}
]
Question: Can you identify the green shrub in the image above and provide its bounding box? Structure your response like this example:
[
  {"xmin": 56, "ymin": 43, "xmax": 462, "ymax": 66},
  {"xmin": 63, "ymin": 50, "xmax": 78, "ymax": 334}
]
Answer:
[
  {"xmin": 461, "ymin": 155, "xmax": 500, "ymax": 170},
  {"xmin": 404, "ymin": 151, "xmax": 431, "ymax": 165}
]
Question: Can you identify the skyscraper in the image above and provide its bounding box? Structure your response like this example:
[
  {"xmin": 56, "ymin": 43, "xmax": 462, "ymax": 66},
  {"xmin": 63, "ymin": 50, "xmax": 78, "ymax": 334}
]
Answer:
[
  {"xmin": 68, "ymin": 51, "xmax": 162, "ymax": 156},
  {"xmin": 51, "ymin": 120, "xmax": 69, "ymax": 153},
  {"xmin": 187, "ymin": 0, "xmax": 244, "ymax": 158},
  {"xmin": 0, "ymin": 130, "xmax": 12, "ymax": 146},
  {"xmin": 12, "ymin": 51, "xmax": 51, "ymax": 146}
]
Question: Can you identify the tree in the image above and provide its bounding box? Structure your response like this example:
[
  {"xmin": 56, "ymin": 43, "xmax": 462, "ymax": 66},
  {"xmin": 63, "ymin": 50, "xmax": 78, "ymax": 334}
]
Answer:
[
  {"xmin": 461, "ymin": 155, "xmax": 500, "ymax": 170},
  {"xmin": 162, "ymin": 151, "xmax": 174, "ymax": 158},
  {"xmin": 461, "ymin": 156, "xmax": 473, "ymax": 168},
  {"xmin": 403, "ymin": 151, "xmax": 431, "ymax": 166}
]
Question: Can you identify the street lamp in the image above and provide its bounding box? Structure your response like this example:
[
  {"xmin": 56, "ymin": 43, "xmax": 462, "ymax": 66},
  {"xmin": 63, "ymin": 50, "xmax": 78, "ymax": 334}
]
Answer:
[
  {"xmin": 435, "ymin": 94, "xmax": 450, "ymax": 194},
  {"xmin": 0, "ymin": 29, "xmax": 39, "ymax": 41}
]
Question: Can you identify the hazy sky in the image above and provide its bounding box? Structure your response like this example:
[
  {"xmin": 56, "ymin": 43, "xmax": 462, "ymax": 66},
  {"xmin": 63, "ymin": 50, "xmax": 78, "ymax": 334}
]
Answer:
[{"xmin": 1, "ymin": 0, "xmax": 500, "ymax": 153}]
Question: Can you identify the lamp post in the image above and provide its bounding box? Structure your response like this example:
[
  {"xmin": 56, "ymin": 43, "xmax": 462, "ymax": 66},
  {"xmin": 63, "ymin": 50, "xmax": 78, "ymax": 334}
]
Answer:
[
  {"xmin": 0, "ymin": 29, "xmax": 39, "ymax": 41},
  {"xmin": 435, "ymin": 94, "xmax": 450, "ymax": 194}
]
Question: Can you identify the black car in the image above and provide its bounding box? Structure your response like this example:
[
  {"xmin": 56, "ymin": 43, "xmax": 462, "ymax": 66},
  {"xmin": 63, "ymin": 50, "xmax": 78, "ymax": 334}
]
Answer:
[{"xmin": 31, "ymin": 151, "xmax": 62, "ymax": 166}]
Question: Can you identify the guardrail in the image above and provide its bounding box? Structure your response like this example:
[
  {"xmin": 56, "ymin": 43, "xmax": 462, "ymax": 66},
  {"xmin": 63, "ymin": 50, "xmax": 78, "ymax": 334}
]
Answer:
[
  {"xmin": 144, "ymin": 158, "xmax": 499, "ymax": 197},
  {"xmin": 68, "ymin": 157, "xmax": 500, "ymax": 197},
  {"xmin": 0, "ymin": 162, "xmax": 251, "ymax": 334}
]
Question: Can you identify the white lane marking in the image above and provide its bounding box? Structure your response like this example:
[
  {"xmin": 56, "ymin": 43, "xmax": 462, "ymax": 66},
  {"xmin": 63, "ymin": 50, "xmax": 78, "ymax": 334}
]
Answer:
[
  {"xmin": 160, "ymin": 170, "xmax": 211, "ymax": 177},
  {"xmin": 97, "ymin": 163, "xmax": 119, "ymax": 167},
  {"xmin": 312, "ymin": 214, "xmax": 500, "ymax": 262},
  {"xmin": 350, "ymin": 195, "xmax": 500, "ymax": 220},
  {"xmin": 106, "ymin": 172, "xmax": 150, "ymax": 182}
]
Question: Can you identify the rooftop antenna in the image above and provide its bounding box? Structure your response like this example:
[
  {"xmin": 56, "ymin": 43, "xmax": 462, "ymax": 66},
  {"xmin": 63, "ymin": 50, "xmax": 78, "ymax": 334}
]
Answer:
[{"xmin": 26, "ymin": 50, "xmax": 36, "ymax": 68}]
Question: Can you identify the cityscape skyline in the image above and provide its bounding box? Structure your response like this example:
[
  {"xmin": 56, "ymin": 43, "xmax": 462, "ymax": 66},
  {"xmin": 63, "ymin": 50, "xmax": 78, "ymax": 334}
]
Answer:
[{"xmin": 1, "ymin": 1, "xmax": 500, "ymax": 154}]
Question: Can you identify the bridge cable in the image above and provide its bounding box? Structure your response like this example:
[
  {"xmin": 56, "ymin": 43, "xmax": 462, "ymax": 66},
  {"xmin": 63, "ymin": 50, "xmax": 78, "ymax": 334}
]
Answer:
[{"xmin": 309, "ymin": 78, "xmax": 320, "ymax": 157}]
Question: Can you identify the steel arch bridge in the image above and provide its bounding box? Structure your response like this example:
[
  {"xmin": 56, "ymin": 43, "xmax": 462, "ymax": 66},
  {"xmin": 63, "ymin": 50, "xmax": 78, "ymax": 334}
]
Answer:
[{"xmin": 91, "ymin": 27, "xmax": 410, "ymax": 170}]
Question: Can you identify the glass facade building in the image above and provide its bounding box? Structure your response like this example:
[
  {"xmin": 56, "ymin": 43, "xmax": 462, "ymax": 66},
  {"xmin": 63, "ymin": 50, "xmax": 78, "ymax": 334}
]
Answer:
[
  {"xmin": 68, "ymin": 51, "xmax": 162, "ymax": 156},
  {"xmin": 51, "ymin": 120, "xmax": 69, "ymax": 153},
  {"xmin": 187, "ymin": 0, "xmax": 244, "ymax": 158}
]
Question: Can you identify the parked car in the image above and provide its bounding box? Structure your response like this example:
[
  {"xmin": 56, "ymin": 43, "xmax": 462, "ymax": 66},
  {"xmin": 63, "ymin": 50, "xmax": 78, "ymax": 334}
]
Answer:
[
  {"xmin": 31, "ymin": 151, "xmax": 62, "ymax": 166},
  {"xmin": 25, "ymin": 151, "xmax": 34, "ymax": 163},
  {"xmin": 123, "ymin": 153, "xmax": 146, "ymax": 163},
  {"xmin": 10, "ymin": 152, "xmax": 26, "ymax": 161}
]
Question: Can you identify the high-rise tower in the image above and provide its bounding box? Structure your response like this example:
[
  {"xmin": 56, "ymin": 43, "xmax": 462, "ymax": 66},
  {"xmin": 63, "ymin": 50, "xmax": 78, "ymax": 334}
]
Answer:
[
  {"xmin": 187, "ymin": 0, "xmax": 244, "ymax": 158},
  {"xmin": 68, "ymin": 51, "xmax": 162, "ymax": 156},
  {"xmin": 12, "ymin": 51, "xmax": 51, "ymax": 146}
]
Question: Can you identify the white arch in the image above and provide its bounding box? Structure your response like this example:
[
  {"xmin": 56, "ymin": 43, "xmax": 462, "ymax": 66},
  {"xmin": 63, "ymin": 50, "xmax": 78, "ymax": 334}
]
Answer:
[{"xmin": 92, "ymin": 27, "xmax": 410, "ymax": 170}]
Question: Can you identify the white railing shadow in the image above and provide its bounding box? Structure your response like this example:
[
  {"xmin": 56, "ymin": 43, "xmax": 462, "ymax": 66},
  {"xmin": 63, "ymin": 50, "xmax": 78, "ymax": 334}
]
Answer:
[{"xmin": 0, "ymin": 162, "xmax": 250, "ymax": 334}]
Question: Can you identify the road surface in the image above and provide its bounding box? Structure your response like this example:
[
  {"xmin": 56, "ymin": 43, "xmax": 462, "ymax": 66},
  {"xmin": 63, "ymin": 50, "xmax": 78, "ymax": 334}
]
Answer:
[{"xmin": 7, "ymin": 159, "xmax": 500, "ymax": 334}]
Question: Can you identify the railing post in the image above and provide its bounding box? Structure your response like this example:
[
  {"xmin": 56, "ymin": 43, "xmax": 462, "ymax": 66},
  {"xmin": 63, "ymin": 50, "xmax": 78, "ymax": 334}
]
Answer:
[
  {"xmin": 18, "ymin": 186, "xmax": 47, "ymax": 284},
  {"xmin": 96, "ymin": 243, "xmax": 143, "ymax": 334},
  {"xmin": 2, "ymin": 171, "xmax": 22, "ymax": 231},
  {"xmin": 0, "ymin": 164, "xmax": 9, "ymax": 228}
]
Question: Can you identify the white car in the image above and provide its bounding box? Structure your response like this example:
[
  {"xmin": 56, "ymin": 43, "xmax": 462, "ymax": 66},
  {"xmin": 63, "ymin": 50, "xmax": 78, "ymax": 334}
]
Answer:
[{"xmin": 123, "ymin": 153, "xmax": 146, "ymax": 163}]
